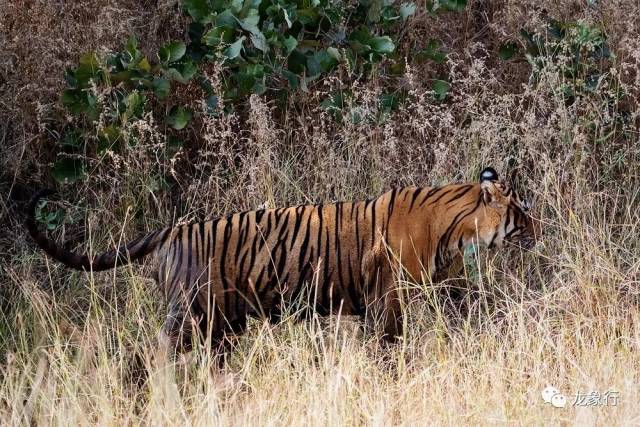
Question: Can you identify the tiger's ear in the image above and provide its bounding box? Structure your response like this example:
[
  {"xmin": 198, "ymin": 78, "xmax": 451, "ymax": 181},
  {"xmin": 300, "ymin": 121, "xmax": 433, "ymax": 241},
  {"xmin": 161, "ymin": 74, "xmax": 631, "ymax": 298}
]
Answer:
[
  {"xmin": 479, "ymin": 167, "xmax": 508, "ymax": 207},
  {"xmin": 479, "ymin": 167, "xmax": 499, "ymax": 183}
]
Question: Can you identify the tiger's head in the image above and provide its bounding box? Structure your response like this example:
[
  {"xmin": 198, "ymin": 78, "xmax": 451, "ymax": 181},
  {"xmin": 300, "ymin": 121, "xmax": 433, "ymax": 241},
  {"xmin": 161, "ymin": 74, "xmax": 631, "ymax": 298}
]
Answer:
[{"xmin": 469, "ymin": 167, "xmax": 539, "ymax": 250}]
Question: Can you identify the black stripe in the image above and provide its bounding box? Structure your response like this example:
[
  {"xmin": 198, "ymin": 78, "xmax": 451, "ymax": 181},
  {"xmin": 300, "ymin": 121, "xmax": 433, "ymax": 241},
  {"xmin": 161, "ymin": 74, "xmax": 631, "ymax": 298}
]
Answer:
[
  {"xmin": 289, "ymin": 206, "xmax": 305, "ymax": 250},
  {"xmin": 210, "ymin": 219, "xmax": 219, "ymax": 259},
  {"xmin": 370, "ymin": 196, "xmax": 378, "ymax": 247},
  {"xmin": 167, "ymin": 226, "xmax": 185, "ymax": 302},
  {"xmin": 234, "ymin": 211, "xmax": 249, "ymax": 259},
  {"xmin": 446, "ymin": 185, "xmax": 473, "ymax": 204},
  {"xmin": 260, "ymin": 211, "xmax": 273, "ymax": 251},
  {"xmin": 409, "ymin": 187, "xmax": 424, "ymax": 212},
  {"xmin": 346, "ymin": 256, "xmax": 360, "ymax": 313},
  {"xmin": 219, "ymin": 219, "xmax": 233, "ymax": 314},
  {"xmin": 418, "ymin": 187, "xmax": 443, "ymax": 208},
  {"xmin": 321, "ymin": 226, "xmax": 331, "ymax": 310},
  {"xmin": 255, "ymin": 209, "xmax": 265, "ymax": 225},
  {"xmin": 298, "ymin": 211, "xmax": 313, "ymax": 272},
  {"xmin": 435, "ymin": 197, "xmax": 483, "ymax": 271},
  {"xmin": 355, "ymin": 202, "xmax": 362, "ymax": 262},
  {"xmin": 334, "ymin": 203, "xmax": 344, "ymax": 294},
  {"xmin": 386, "ymin": 188, "xmax": 398, "ymax": 235}
]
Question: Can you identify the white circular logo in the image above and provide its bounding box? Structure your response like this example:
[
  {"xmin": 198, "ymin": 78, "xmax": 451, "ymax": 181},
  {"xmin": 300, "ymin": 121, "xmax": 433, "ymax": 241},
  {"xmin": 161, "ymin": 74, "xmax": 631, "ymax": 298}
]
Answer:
[
  {"xmin": 542, "ymin": 386, "xmax": 560, "ymax": 403},
  {"xmin": 542, "ymin": 386, "xmax": 567, "ymax": 408},
  {"xmin": 551, "ymin": 394, "xmax": 567, "ymax": 408}
]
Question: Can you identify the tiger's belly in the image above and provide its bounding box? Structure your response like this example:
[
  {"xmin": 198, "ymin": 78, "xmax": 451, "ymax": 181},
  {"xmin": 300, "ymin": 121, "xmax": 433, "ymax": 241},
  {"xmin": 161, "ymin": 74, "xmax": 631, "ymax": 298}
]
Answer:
[{"xmin": 212, "ymin": 253, "xmax": 366, "ymax": 322}]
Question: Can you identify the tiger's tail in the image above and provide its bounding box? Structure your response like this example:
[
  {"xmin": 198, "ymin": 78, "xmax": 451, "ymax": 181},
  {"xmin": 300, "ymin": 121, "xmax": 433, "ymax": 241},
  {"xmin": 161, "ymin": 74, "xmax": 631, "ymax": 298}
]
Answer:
[{"xmin": 26, "ymin": 189, "xmax": 169, "ymax": 271}]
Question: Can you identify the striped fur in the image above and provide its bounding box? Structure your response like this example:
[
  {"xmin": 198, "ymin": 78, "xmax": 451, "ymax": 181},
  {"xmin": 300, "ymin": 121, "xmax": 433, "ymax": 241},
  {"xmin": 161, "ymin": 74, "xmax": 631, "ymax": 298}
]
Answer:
[{"xmin": 26, "ymin": 168, "xmax": 537, "ymax": 348}]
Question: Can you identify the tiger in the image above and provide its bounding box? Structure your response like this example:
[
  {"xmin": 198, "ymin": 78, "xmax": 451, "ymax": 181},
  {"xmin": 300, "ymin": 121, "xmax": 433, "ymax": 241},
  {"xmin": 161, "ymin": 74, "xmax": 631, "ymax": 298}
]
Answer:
[{"xmin": 26, "ymin": 167, "xmax": 538, "ymax": 352}]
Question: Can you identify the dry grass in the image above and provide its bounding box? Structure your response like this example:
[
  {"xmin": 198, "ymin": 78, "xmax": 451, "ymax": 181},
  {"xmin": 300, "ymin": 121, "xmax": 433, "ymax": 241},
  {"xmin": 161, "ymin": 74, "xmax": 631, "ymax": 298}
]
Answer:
[{"xmin": 1, "ymin": 0, "xmax": 639, "ymax": 425}]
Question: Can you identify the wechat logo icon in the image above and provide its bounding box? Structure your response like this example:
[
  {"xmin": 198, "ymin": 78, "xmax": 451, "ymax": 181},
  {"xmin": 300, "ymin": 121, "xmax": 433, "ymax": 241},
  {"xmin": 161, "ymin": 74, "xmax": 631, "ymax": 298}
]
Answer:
[{"xmin": 542, "ymin": 386, "xmax": 567, "ymax": 408}]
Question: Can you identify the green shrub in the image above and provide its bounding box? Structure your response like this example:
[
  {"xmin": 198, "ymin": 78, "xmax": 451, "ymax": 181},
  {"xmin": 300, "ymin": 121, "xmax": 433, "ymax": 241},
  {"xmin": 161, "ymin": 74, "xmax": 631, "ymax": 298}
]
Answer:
[{"xmin": 48, "ymin": 1, "xmax": 473, "ymax": 190}]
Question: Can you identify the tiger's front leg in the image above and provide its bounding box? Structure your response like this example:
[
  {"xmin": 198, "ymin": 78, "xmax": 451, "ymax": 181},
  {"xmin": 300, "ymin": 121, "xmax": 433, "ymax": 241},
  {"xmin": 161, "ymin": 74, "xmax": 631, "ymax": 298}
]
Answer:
[
  {"xmin": 361, "ymin": 242, "xmax": 404, "ymax": 343},
  {"xmin": 433, "ymin": 253, "xmax": 472, "ymax": 317}
]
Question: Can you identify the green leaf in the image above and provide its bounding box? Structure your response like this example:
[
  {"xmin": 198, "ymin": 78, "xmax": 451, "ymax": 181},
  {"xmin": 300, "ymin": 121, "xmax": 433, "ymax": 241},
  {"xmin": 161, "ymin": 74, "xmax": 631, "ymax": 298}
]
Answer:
[
  {"xmin": 245, "ymin": 63, "xmax": 265, "ymax": 77},
  {"xmin": 439, "ymin": 0, "xmax": 467, "ymax": 12},
  {"xmin": 367, "ymin": 0, "xmax": 384, "ymax": 23},
  {"xmin": 369, "ymin": 36, "xmax": 395, "ymax": 54},
  {"xmin": 235, "ymin": 72, "xmax": 256, "ymax": 94},
  {"xmin": 349, "ymin": 107, "xmax": 364, "ymax": 124},
  {"xmin": 327, "ymin": 47, "xmax": 341, "ymax": 61},
  {"xmin": 415, "ymin": 39, "xmax": 447, "ymax": 64},
  {"xmin": 166, "ymin": 136, "xmax": 184, "ymax": 155},
  {"xmin": 203, "ymin": 26, "xmax": 234, "ymax": 46},
  {"xmin": 315, "ymin": 50, "xmax": 338, "ymax": 73},
  {"xmin": 215, "ymin": 10, "xmax": 238, "ymax": 28},
  {"xmin": 547, "ymin": 19, "xmax": 565, "ymax": 40},
  {"xmin": 297, "ymin": 8, "xmax": 319, "ymax": 25},
  {"xmin": 281, "ymin": 70, "xmax": 298, "ymax": 89},
  {"xmin": 350, "ymin": 27, "xmax": 372, "ymax": 45},
  {"xmin": 165, "ymin": 61, "xmax": 197, "ymax": 84},
  {"xmin": 61, "ymin": 89, "xmax": 97, "ymax": 117},
  {"xmin": 283, "ymin": 35, "xmax": 298, "ymax": 54},
  {"xmin": 253, "ymin": 80, "xmax": 266, "ymax": 95},
  {"xmin": 52, "ymin": 158, "xmax": 85, "ymax": 184},
  {"xmin": 122, "ymin": 91, "xmax": 145, "ymax": 122},
  {"xmin": 380, "ymin": 92, "xmax": 404, "ymax": 112},
  {"xmin": 250, "ymin": 31, "xmax": 268, "ymax": 52},
  {"xmin": 205, "ymin": 95, "xmax": 219, "ymax": 112},
  {"xmin": 159, "ymin": 41, "xmax": 186, "ymax": 64},
  {"xmin": 35, "ymin": 203, "xmax": 66, "ymax": 231},
  {"xmin": 241, "ymin": 8, "xmax": 260, "ymax": 27},
  {"xmin": 60, "ymin": 129, "xmax": 84, "ymax": 149},
  {"xmin": 137, "ymin": 57, "xmax": 151, "ymax": 72},
  {"xmin": 432, "ymin": 79, "xmax": 450, "ymax": 101},
  {"xmin": 167, "ymin": 136, "xmax": 184, "ymax": 149},
  {"xmin": 238, "ymin": 9, "xmax": 268, "ymax": 53},
  {"xmin": 97, "ymin": 125, "xmax": 122, "ymax": 153},
  {"xmin": 166, "ymin": 106, "xmax": 192, "ymax": 130},
  {"xmin": 592, "ymin": 43, "xmax": 611, "ymax": 59},
  {"xmin": 498, "ymin": 42, "xmax": 518, "ymax": 60},
  {"xmin": 287, "ymin": 50, "xmax": 307, "ymax": 74},
  {"xmin": 321, "ymin": 91, "xmax": 347, "ymax": 112},
  {"xmin": 399, "ymin": 3, "xmax": 417, "ymax": 20},
  {"xmin": 230, "ymin": 0, "xmax": 243, "ymax": 13},
  {"xmin": 73, "ymin": 52, "xmax": 101, "ymax": 88},
  {"xmin": 183, "ymin": 0, "xmax": 210, "ymax": 22},
  {"xmin": 224, "ymin": 36, "xmax": 245, "ymax": 59},
  {"xmin": 152, "ymin": 77, "xmax": 171, "ymax": 99},
  {"xmin": 125, "ymin": 36, "xmax": 138, "ymax": 57}
]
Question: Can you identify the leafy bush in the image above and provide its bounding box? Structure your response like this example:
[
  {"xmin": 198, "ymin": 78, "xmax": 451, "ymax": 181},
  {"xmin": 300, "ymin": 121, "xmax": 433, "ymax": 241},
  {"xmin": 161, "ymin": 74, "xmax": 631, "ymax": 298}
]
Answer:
[
  {"xmin": 49, "ymin": 0, "xmax": 477, "ymax": 186},
  {"xmin": 520, "ymin": 20, "xmax": 612, "ymax": 96},
  {"xmin": 55, "ymin": 36, "xmax": 196, "ymax": 183},
  {"xmin": 186, "ymin": 0, "xmax": 418, "ymax": 98},
  {"xmin": 518, "ymin": 19, "xmax": 630, "ymax": 149}
]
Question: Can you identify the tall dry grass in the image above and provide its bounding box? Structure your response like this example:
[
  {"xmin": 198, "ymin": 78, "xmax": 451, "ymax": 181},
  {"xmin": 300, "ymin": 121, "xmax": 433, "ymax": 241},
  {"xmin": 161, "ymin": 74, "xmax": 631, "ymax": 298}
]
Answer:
[{"xmin": 1, "ymin": 0, "xmax": 639, "ymax": 425}]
